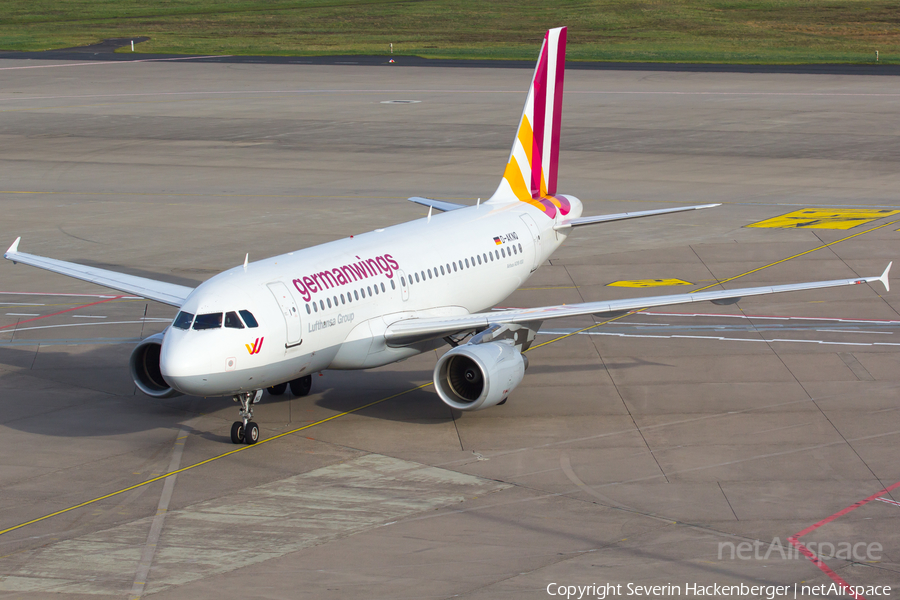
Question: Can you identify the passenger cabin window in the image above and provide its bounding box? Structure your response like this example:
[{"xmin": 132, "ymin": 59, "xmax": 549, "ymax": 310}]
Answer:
[
  {"xmin": 173, "ymin": 311, "xmax": 194, "ymax": 330},
  {"xmin": 193, "ymin": 312, "xmax": 223, "ymax": 330},
  {"xmin": 306, "ymin": 304, "xmax": 311, "ymax": 314},
  {"xmin": 239, "ymin": 310, "xmax": 259, "ymax": 328},
  {"xmin": 224, "ymin": 311, "xmax": 244, "ymax": 329}
]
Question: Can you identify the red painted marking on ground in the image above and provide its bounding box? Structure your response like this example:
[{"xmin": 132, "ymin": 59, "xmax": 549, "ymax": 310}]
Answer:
[
  {"xmin": 788, "ymin": 480, "xmax": 900, "ymax": 600},
  {"xmin": 0, "ymin": 296, "xmax": 123, "ymax": 331},
  {"xmin": 643, "ymin": 311, "xmax": 900, "ymax": 324}
]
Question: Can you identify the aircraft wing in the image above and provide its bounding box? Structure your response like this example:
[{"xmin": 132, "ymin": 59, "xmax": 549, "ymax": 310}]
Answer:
[
  {"xmin": 408, "ymin": 197, "xmax": 467, "ymax": 212},
  {"xmin": 385, "ymin": 263, "xmax": 892, "ymax": 346},
  {"xmin": 4, "ymin": 237, "xmax": 193, "ymax": 307},
  {"xmin": 554, "ymin": 203, "xmax": 720, "ymax": 230}
]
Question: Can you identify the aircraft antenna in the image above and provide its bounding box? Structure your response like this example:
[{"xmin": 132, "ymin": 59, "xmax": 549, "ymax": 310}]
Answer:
[{"xmin": 243, "ymin": 253, "xmax": 249, "ymax": 271}]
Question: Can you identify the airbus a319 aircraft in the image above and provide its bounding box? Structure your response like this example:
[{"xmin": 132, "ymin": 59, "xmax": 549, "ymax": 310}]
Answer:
[{"xmin": 5, "ymin": 27, "xmax": 891, "ymax": 445}]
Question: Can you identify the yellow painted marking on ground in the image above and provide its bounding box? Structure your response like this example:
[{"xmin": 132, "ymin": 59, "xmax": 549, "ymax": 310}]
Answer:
[
  {"xmin": 607, "ymin": 279, "xmax": 693, "ymax": 288},
  {"xmin": 747, "ymin": 208, "xmax": 900, "ymax": 230}
]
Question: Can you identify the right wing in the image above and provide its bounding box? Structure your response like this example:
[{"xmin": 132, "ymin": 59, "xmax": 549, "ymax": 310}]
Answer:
[
  {"xmin": 4, "ymin": 237, "xmax": 193, "ymax": 307},
  {"xmin": 385, "ymin": 263, "xmax": 892, "ymax": 346}
]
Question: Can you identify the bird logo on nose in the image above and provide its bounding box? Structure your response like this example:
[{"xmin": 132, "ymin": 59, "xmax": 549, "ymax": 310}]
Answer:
[{"xmin": 245, "ymin": 337, "xmax": 264, "ymax": 355}]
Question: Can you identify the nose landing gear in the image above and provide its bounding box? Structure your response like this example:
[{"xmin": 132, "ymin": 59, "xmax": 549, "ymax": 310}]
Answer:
[{"xmin": 231, "ymin": 389, "xmax": 263, "ymax": 444}]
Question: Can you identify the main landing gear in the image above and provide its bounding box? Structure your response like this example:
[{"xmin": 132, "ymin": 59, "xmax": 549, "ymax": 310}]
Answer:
[
  {"xmin": 231, "ymin": 389, "xmax": 263, "ymax": 445},
  {"xmin": 266, "ymin": 375, "xmax": 312, "ymax": 398}
]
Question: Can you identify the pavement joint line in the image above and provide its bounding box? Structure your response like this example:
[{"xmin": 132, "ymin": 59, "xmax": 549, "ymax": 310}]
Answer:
[
  {"xmin": 0, "ymin": 382, "xmax": 433, "ymax": 538},
  {"xmin": 129, "ymin": 422, "xmax": 192, "ymax": 599},
  {"xmin": 0, "ymin": 215, "xmax": 894, "ymax": 538}
]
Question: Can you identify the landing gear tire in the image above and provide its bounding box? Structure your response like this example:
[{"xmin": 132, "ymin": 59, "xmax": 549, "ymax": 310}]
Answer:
[
  {"xmin": 231, "ymin": 390, "xmax": 263, "ymax": 444},
  {"xmin": 289, "ymin": 375, "xmax": 312, "ymax": 397},
  {"xmin": 230, "ymin": 421, "xmax": 244, "ymax": 444},
  {"xmin": 267, "ymin": 383, "xmax": 287, "ymax": 396},
  {"xmin": 244, "ymin": 421, "xmax": 260, "ymax": 445}
]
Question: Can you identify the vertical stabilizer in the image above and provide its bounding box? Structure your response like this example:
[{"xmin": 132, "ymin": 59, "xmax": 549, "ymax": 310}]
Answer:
[{"xmin": 488, "ymin": 27, "xmax": 571, "ymax": 220}]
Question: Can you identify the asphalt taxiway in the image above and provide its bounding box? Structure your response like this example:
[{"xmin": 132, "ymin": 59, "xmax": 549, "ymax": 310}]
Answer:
[{"xmin": 0, "ymin": 55, "xmax": 899, "ymax": 599}]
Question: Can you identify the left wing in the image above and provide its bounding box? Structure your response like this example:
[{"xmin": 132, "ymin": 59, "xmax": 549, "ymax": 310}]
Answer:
[
  {"xmin": 385, "ymin": 263, "xmax": 892, "ymax": 346},
  {"xmin": 4, "ymin": 237, "xmax": 193, "ymax": 307}
]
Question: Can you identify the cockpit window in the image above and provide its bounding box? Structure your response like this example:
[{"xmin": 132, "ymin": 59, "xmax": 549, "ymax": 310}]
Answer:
[
  {"xmin": 239, "ymin": 310, "xmax": 259, "ymax": 328},
  {"xmin": 193, "ymin": 312, "xmax": 223, "ymax": 330},
  {"xmin": 172, "ymin": 311, "xmax": 194, "ymax": 330},
  {"xmin": 224, "ymin": 311, "xmax": 244, "ymax": 329}
]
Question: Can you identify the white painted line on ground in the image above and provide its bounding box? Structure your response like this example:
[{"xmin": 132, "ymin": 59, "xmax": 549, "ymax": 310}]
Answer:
[
  {"xmin": 5, "ymin": 313, "xmax": 39, "ymax": 317},
  {"xmin": 0, "ymin": 291, "xmax": 141, "ymax": 298},
  {"xmin": 0, "ymin": 303, "xmax": 45, "ymax": 306},
  {"xmin": 644, "ymin": 311, "xmax": 900, "ymax": 324},
  {"xmin": 71, "ymin": 315, "xmax": 107, "ymax": 319},
  {"xmin": 876, "ymin": 497, "xmax": 900, "ymax": 508},
  {"xmin": 0, "ymin": 321, "xmax": 156, "ymax": 334},
  {"xmin": 538, "ymin": 329, "xmax": 900, "ymax": 347},
  {"xmin": 0, "ymin": 55, "xmax": 229, "ymax": 71},
  {"xmin": 816, "ymin": 329, "xmax": 892, "ymax": 335}
]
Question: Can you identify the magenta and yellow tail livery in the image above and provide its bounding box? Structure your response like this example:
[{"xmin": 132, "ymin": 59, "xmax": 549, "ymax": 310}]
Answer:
[{"xmin": 489, "ymin": 26, "xmax": 571, "ymax": 219}]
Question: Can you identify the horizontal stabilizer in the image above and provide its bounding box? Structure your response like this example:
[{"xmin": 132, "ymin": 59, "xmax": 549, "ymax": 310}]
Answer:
[
  {"xmin": 4, "ymin": 238, "xmax": 193, "ymax": 307},
  {"xmin": 408, "ymin": 197, "xmax": 467, "ymax": 212},
  {"xmin": 554, "ymin": 203, "xmax": 720, "ymax": 230}
]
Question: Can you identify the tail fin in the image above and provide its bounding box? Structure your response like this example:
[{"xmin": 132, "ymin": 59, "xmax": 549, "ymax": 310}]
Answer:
[{"xmin": 488, "ymin": 26, "xmax": 570, "ymax": 219}]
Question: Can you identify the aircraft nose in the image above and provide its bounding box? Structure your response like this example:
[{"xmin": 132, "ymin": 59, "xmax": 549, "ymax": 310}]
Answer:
[{"xmin": 160, "ymin": 332, "xmax": 213, "ymax": 395}]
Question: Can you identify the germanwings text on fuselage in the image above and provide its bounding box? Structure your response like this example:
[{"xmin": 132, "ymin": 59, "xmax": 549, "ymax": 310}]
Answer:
[{"xmin": 292, "ymin": 253, "xmax": 400, "ymax": 302}]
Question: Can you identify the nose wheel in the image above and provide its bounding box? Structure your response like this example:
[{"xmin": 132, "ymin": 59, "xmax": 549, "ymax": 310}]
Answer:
[{"xmin": 231, "ymin": 390, "xmax": 263, "ymax": 444}]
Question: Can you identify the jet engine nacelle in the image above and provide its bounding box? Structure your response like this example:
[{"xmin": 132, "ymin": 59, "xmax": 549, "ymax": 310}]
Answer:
[
  {"xmin": 434, "ymin": 341, "xmax": 527, "ymax": 411},
  {"xmin": 129, "ymin": 331, "xmax": 182, "ymax": 398}
]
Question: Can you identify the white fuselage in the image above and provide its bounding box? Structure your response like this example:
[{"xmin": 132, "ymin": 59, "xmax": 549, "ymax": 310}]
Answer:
[{"xmin": 159, "ymin": 196, "xmax": 582, "ymax": 396}]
